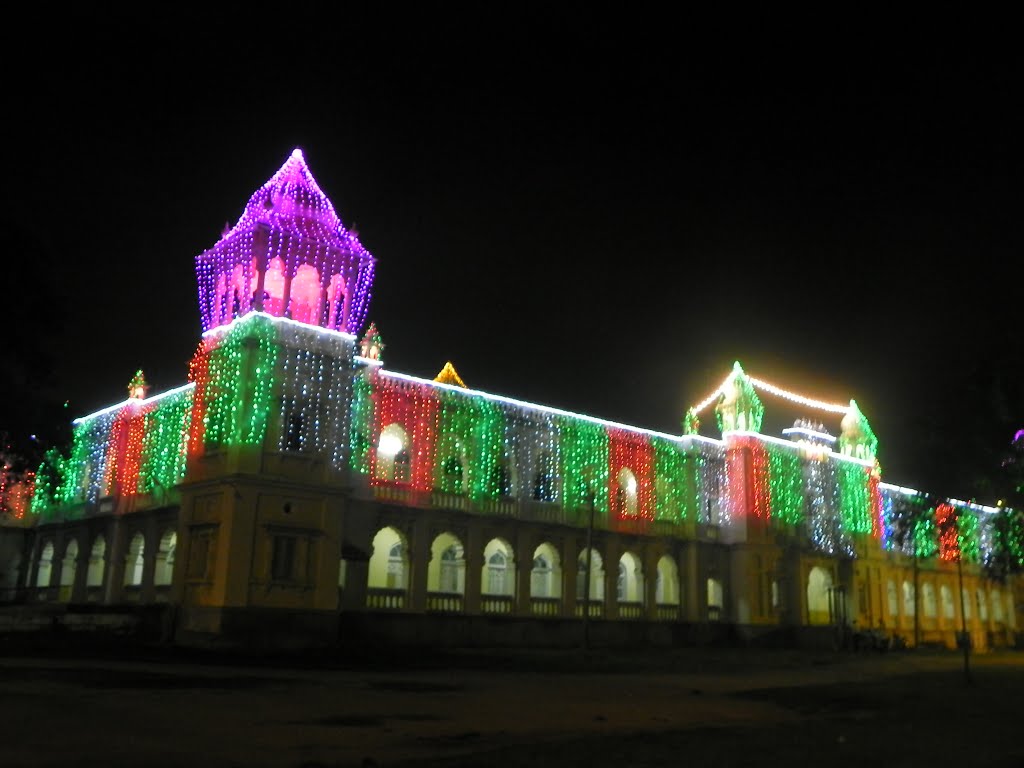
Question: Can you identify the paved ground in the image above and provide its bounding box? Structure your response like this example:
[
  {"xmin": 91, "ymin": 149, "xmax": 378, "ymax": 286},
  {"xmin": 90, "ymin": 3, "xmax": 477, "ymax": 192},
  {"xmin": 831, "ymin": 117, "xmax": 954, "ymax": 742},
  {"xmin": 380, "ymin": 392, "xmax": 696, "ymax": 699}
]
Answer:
[{"xmin": 1, "ymin": 638, "xmax": 1022, "ymax": 767}]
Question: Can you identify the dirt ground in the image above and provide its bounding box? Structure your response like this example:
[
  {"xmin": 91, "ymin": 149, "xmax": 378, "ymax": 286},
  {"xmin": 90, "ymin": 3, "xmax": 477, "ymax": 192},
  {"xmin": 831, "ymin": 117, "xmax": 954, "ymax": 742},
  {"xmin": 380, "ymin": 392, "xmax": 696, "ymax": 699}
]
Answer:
[{"xmin": 1, "ymin": 639, "xmax": 1022, "ymax": 768}]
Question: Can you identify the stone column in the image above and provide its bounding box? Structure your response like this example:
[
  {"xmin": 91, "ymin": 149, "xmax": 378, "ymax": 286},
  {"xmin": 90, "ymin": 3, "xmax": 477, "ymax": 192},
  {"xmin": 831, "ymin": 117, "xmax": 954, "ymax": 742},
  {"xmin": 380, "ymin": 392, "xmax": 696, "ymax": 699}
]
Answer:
[
  {"xmin": 644, "ymin": 548, "xmax": 659, "ymax": 620},
  {"xmin": 464, "ymin": 527, "xmax": 483, "ymax": 615},
  {"xmin": 140, "ymin": 524, "xmax": 158, "ymax": 605},
  {"xmin": 408, "ymin": 522, "xmax": 431, "ymax": 613},
  {"xmin": 561, "ymin": 536, "xmax": 578, "ymax": 618},
  {"xmin": 514, "ymin": 531, "xmax": 534, "ymax": 617}
]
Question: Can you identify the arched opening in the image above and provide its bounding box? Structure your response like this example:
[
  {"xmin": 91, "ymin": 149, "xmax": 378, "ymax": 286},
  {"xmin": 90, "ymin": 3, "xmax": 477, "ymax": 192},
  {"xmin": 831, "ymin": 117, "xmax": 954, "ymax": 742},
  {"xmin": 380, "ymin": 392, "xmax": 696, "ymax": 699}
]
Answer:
[
  {"xmin": 887, "ymin": 580, "xmax": 899, "ymax": 618},
  {"xmin": 440, "ymin": 454, "xmax": 465, "ymax": 494},
  {"xmin": 530, "ymin": 542, "xmax": 562, "ymax": 599},
  {"xmin": 977, "ymin": 588, "xmax": 988, "ymax": 622},
  {"xmin": 532, "ymin": 451, "xmax": 555, "ymax": 502},
  {"xmin": 428, "ymin": 532, "xmax": 465, "ymax": 596},
  {"xmin": 481, "ymin": 538, "xmax": 514, "ymax": 597},
  {"xmin": 961, "ymin": 588, "xmax": 972, "ymax": 620},
  {"xmin": 941, "ymin": 584, "xmax": 955, "ymax": 620},
  {"xmin": 375, "ymin": 424, "xmax": 410, "ymax": 483},
  {"xmin": 124, "ymin": 533, "xmax": 145, "ymax": 587},
  {"xmin": 368, "ymin": 526, "xmax": 408, "ymax": 591},
  {"xmin": 655, "ymin": 554, "xmax": 679, "ymax": 605},
  {"xmin": 616, "ymin": 468, "xmax": 639, "ymax": 517},
  {"xmin": 807, "ymin": 566, "xmax": 833, "ymax": 625},
  {"xmin": 576, "ymin": 548, "xmax": 604, "ymax": 602},
  {"xmin": 707, "ymin": 577, "xmax": 724, "ymax": 620},
  {"xmin": 35, "ymin": 541, "xmax": 54, "ymax": 589},
  {"xmin": 229, "ymin": 262, "xmax": 254, "ymax": 319},
  {"xmin": 155, "ymin": 530, "xmax": 176, "ymax": 587},
  {"xmin": 902, "ymin": 581, "xmax": 916, "ymax": 617},
  {"xmin": 327, "ymin": 274, "xmax": 346, "ymax": 330},
  {"xmin": 59, "ymin": 539, "xmax": 79, "ymax": 600},
  {"xmin": 263, "ymin": 257, "xmax": 286, "ymax": 315},
  {"xmin": 493, "ymin": 455, "xmax": 514, "ymax": 497},
  {"xmin": 922, "ymin": 582, "xmax": 937, "ymax": 619},
  {"xmin": 992, "ymin": 589, "xmax": 1004, "ymax": 624},
  {"xmin": 215, "ymin": 273, "xmax": 228, "ymax": 326},
  {"xmin": 1006, "ymin": 593, "xmax": 1016, "ymax": 629},
  {"xmin": 288, "ymin": 264, "xmax": 321, "ymax": 324},
  {"xmin": 617, "ymin": 551, "xmax": 644, "ymax": 604},
  {"xmin": 87, "ymin": 536, "xmax": 106, "ymax": 588}
]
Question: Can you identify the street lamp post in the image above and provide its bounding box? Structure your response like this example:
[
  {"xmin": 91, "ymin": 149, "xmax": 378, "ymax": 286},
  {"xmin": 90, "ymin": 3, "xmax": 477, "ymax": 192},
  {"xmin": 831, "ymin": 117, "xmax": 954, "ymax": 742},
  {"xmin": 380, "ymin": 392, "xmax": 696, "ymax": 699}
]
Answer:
[
  {"xmin": 956, "ymin": 552, "xmax": 972, "ymax": 684},
  {"xmin": 582, "ymin": 487, "xmax": 595, "ymax": 651}
]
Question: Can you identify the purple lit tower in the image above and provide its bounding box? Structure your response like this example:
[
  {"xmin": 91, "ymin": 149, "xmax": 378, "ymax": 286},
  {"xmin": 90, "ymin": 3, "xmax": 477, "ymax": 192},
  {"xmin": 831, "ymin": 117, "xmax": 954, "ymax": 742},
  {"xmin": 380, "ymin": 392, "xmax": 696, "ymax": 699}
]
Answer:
[{"xmin": 195, "ymin": 148, "xmax": 376, "ymax": 334}]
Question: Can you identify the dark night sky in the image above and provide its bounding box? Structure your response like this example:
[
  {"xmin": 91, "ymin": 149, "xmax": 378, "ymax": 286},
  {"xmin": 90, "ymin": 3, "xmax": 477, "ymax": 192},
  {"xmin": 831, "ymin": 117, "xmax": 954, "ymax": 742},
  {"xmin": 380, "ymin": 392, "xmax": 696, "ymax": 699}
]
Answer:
[{"xmin": 2, "ymin": 8, "xmax": 1022, "ymax": 503}]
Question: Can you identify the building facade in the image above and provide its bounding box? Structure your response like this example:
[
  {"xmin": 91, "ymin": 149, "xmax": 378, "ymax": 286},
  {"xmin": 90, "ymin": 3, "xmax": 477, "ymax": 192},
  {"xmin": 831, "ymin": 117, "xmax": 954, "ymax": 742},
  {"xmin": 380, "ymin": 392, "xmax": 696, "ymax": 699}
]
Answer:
[{"xmin": 2, "ymin": 150, "xmax": 1020, "ymax": 650}]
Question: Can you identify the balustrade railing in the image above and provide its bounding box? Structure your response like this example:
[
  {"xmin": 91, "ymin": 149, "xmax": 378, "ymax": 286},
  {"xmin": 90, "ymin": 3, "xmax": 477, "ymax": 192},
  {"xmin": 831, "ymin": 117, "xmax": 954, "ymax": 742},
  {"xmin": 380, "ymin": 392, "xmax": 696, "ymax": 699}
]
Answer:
[
  {"xmin": 427, "ymin": 592, "xmax": 464, "ymax": 613},
  {"xmin": 366, "ymin": 587, "xmax": 406, "ymax": 610}
]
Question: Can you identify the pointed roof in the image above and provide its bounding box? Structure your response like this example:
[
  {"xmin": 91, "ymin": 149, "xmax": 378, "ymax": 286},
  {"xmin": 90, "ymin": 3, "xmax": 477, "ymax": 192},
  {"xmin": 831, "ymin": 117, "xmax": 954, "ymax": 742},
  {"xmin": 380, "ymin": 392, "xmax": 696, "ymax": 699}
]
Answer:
[
  {"xmin": 219, "ymin": 148, "xmax": 369, "ymax": 253},
  {"xmin": 434, "ymin": 362, "xmax": 467, "ymax": 388}
]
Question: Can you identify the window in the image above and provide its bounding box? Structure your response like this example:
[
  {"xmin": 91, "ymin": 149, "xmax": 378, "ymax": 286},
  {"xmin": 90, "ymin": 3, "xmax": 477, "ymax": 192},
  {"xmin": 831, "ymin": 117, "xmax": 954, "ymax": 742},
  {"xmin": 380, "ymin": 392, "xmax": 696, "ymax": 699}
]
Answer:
[
  {"xmin": 487, "ymin": 551, "xmax": 507, "ymax": 595},
  {"xmin": 386, "ymin": 542, "xmax": 405, "ymax": 589},
  {"xmin": 440, "ymin": 545, "xmax": 462, "ymax": 593},
  {"xmin": 394, "ymin": 449, "xmax": 411, "ymax": 483},
  {"xmin": 87, "ymin": 537, "xmax": 106, "ymax": 588},
  {"xmin": 617, "ymin": 561, "xmax": 626, "ymax": 601},
  {"xmin": 271, "ymin": 535, "xmax": 297, "ymax": 582},
  {"xmin": 285, "ymin": 410, "xmax": 305, "ymax": 452},
  {"xmin": 442, "ymin": 456, "xmax": 463, "ymax": 493},
  {"xmin": 531, "ymin": 555, "xmax": 551, "ymax": 598}
]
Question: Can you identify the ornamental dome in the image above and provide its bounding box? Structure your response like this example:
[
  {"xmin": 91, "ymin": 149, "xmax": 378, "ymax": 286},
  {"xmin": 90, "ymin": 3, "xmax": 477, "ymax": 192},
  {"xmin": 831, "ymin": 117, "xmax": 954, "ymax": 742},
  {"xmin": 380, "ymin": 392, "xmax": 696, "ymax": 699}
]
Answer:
[{"xmin": 195, "ymin": 149, "xmax": 376, "ymax": 335}]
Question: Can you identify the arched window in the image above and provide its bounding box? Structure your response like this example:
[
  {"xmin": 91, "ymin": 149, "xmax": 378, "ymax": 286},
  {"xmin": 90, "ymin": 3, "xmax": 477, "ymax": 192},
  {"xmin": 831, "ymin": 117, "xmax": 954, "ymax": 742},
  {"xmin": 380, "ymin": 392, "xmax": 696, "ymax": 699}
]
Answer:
[
  {"xmin": 35, "ymin": 542, "xmax": 54, "ymax": 588},
  {"xmin": 440, "ymin": 545, "xmax": 461, "ymax": 593},
  {"xmin": 961, "ymin": 588, "xmax": 972, "ymax": 620},
  {"xmin": 442, "ymin": 456, "xmax": 464, "ymax": 493},
  {"xmin": 87, "ymin": 537, "xmax": 106, "ymax": 588},
  {"xmin": 263, "ymin": 257, "xmax": 286, "ymax": 315},
  {"xmin": 807, "ymin": 567, "xmax": 833, "ymax": 625},
  {"xmin": 530, "ymin": 542, "xmax": 561, "ymax": 599},
  {"xmin": 617, "ymin": 552, "xmax": 643, "ymax": 603},
  {"xmin": 288, "ymin": 264, "xmax": 321, "ymax": 324},
  {"xmin": 124, "ymin": 533, "xmax": 145, "ymax": 587},
  {"xmin": 487, "ymin": 551, "xmax": 507, "ymax": 595},
  {"xmin": 532, "ymin": 555, "xmax": 550, "ymax": 597},
  {"xmin": 940, "ymin": 585, "xmax": 955, "ymax": 620},
  {"xmin": 533, "ymin": 452, "xmax": 554, "ymax": 502},
  {"xmin": 903, "ymin": 581, "xmax": 915, "ymax": 616},
  {"xmin": 388, "ymin": 543, "xmax": 405, "ymax": 589},
  {"xmin": 655, "ymin": 555, "xmax": 679, "ymax": 605},
  {"xmin": 367, "ymin": 527, "xmax": 407, "ymax": 591},
  {"xmin": 707, "ymin": 578, "xmax": 723, "ymax": 609},
  {"xmin": 922, "ymin": 582, "xmax": 937, "ymax": 618},
  {"xmin": 992, "ymin": 590, "xmax": 1004, "ymax": 623},
  {"xmin": 616, "ymin": 468, "xmax": 638, "ymax": 517},
  {"xmin": 155, "ymin": 531, "xmax": 176, "ymax": 586},
  {"xmin": 977, "ymin": 589, "xmax": 988, "ymax": 622},
  {"xmin": 60, "ymin": 540, "xmax": 79, "ymax": 590},
  {"xmin": 887, "ymin": 580, "xmax": 899, "ymax": 617},
  {"xmin": 375, "ymin": 425, "xmax": 410, "ymax": 483}
]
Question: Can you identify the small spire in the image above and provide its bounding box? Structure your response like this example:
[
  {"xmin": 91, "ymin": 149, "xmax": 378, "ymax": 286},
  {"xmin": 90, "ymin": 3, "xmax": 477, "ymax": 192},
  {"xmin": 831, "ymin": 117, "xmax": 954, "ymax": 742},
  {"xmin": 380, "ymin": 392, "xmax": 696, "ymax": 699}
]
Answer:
[
  {"xmin": 360, "ymin": 322, "xmax": 384, "ymax": 361},
  {"xmin": 127, "ymin": 370, "xmax": 149, "ymax": 400},
  {"xmin": 434, "ymin": 362, "xmax": 466, "ymax": 388}
]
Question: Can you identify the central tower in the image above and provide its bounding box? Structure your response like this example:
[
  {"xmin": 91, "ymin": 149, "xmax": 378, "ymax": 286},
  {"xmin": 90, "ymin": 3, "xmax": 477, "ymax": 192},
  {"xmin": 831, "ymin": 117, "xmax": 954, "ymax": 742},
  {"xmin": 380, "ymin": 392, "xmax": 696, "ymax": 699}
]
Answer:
[{"xmin": 194, "ymin": 148, "xmax": 376, "ymax": 334}]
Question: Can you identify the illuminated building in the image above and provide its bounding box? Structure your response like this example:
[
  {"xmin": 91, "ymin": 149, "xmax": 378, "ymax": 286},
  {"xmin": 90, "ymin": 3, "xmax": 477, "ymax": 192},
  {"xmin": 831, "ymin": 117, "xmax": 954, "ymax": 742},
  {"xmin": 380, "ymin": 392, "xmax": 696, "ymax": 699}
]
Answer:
[{"xmin": 2, "ymin": 150, "xmax": 1019, "ymax": 650}]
